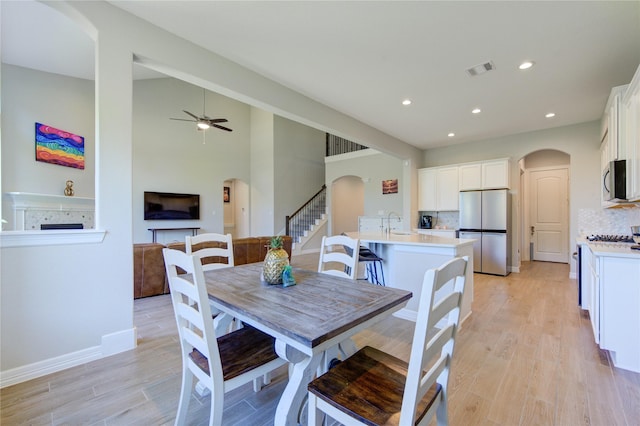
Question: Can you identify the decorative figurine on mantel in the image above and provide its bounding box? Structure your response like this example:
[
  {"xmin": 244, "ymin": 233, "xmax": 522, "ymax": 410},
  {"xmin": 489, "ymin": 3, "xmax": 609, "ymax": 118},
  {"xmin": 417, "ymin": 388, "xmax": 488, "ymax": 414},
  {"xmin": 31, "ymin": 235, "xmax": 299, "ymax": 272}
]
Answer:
[{"xmin": 64, "ymin": 180, "xmax": 74, "ymax": 197}]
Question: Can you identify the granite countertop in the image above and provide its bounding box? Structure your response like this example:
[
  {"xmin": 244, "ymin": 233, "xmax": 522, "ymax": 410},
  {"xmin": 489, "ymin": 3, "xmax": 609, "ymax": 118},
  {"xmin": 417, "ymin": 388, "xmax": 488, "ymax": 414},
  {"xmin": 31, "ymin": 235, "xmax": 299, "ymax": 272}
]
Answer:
[{"xmin": 345, "ymin": 231, "xmax": 475, "ymax": 248}]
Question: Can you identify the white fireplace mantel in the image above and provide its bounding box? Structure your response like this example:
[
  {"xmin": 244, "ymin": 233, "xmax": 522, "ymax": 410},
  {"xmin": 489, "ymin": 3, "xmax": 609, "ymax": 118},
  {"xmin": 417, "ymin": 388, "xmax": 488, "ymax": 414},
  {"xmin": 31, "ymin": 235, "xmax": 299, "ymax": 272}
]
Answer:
[
  {"xmin": 6, "ymin": 192, "xmax": 94, "ymax": 210},
  {"xmin": 4, "ymin": 192, "xmax": 95, "ymax": 231},
  {"xmin": 1, "ymin": 192, "xmax": 104, "ymax": 248}
]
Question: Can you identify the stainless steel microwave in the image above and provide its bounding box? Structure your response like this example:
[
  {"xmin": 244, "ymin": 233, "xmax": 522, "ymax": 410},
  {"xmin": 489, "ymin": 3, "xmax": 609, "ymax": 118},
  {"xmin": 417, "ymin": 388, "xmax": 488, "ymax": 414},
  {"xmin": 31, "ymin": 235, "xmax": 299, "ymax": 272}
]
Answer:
[{"xmin": 603, "ymin": 159, "xmax": 627, "ymax": 202}]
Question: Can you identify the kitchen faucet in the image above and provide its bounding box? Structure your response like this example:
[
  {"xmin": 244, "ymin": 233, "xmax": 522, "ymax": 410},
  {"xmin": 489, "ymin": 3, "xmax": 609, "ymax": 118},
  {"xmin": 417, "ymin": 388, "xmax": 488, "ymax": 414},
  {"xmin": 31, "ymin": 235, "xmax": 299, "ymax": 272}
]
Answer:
[{"xmin": 387, "ymin": 211, "xmax": 401, "ymax": 235}]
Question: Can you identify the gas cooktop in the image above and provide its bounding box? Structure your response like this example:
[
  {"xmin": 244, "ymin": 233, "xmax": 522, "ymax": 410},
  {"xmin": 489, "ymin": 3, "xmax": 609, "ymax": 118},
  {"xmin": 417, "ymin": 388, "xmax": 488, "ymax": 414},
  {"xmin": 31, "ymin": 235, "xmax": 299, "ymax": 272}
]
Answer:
[{"xmin": 586, "ymin": 234, "xmax": 635, "ymax": 243}]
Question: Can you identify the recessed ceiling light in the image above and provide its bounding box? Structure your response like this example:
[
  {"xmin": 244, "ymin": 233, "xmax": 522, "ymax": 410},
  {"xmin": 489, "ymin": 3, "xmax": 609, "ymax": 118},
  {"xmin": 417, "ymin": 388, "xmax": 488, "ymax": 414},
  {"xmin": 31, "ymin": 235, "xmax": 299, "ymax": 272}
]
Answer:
[
  {"xmin": 472, "ymin": 108, "xmax": 481, "ymax": 114},
  {"xmin": 402, "ymin": 99, "xmax": 412, "ymax": 106},
  {"xmin": 448, "ymin": 133, "xmax": 455, "ymax": 137},
  {"xmin": 545, "ymin": 112, "xmax": 556, "ymax": 118},
  {"xmin": 519, "ymin": 61, "xmax": 534, "ymax": 70}
]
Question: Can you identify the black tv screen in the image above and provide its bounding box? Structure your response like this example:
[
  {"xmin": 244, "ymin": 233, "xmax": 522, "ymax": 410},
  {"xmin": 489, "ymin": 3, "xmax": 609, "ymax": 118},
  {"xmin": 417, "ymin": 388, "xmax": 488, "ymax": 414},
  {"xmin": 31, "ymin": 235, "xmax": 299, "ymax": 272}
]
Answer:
[{"xmin": 144, "ymin": 191, "xmax": 200, "ymax": 220}]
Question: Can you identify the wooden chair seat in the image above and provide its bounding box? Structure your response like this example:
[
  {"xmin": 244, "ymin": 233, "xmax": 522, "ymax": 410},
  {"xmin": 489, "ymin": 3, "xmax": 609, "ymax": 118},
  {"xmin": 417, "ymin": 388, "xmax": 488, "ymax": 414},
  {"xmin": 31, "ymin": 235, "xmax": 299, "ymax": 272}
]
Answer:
[
  {"xmin": 189, "ymin": 326, "xmax": 279, "ymax": 380},
  {"xmin": 308, "ymin": 345, "xmax": 441, "ymax": 425}
]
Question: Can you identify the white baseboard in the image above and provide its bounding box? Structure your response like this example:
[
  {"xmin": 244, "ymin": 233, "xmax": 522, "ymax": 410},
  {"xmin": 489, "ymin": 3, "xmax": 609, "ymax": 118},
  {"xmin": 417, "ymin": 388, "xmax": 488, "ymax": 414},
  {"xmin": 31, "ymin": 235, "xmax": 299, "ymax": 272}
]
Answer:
[
  {"xmin": 102, "ymin": 327, "xmax": 137, "ymax": 357},
  {"xmin": 0, "ymin": 327, "xmax": 137, "ymax": 389},
  {"xmin": 0, "ymin": 346, "xmax": 102, "ymax": 388}
]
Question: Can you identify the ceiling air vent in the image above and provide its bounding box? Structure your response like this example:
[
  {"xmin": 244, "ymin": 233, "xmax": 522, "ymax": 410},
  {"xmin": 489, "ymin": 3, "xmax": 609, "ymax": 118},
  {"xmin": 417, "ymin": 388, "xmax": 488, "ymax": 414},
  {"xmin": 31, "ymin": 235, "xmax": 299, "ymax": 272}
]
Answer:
[{"xmin": 466, "ymin": 61, "xmax": 495, "ymax": 77}]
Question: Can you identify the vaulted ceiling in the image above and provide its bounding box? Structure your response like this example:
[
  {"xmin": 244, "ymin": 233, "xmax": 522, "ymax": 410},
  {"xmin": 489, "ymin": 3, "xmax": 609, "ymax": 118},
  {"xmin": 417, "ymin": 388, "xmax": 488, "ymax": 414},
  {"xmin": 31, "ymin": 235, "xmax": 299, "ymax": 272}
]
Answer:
[{"xmin": 2, "ymin": 1, "xmax": 639, "ymax": 150}]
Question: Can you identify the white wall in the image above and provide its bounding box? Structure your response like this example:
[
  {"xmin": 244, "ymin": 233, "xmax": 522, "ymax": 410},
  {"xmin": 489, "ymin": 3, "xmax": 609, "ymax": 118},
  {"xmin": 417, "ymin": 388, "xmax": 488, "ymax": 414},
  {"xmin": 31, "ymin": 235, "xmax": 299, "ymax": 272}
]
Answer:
[
  {"xmin": 332, "ymin": 176, "xmax": 365, "ymax": 235},
  {"xmin": 1, "ymin": 64, "xmax": 95, "ymax": 228},
  {"xmin": 325, "ymin": 150, "xmax": 405, "ymax": 234},
  {"xmin": 132, "ymin": 78, "xmax": 252, "ymax": 243},
  {"xmin": 274, "ymin": 116, "xmax": 326, "ymax": 234}
]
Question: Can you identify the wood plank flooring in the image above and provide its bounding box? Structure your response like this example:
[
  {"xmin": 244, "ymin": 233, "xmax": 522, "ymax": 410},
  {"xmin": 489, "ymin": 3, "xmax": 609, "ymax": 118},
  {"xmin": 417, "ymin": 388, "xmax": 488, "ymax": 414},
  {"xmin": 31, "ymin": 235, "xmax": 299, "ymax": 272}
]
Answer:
[{"xmin": 1, "ymin": 256, "xmax": 639, "ymax": 425}]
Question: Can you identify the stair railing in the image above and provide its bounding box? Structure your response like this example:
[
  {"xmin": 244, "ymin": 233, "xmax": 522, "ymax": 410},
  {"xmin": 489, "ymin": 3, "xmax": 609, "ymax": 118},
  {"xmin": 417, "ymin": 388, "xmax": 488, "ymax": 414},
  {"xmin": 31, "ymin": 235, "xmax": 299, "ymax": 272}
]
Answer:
[{"xmin": 286, "ymin": 185, "xmax": 327, "ymax": 241}]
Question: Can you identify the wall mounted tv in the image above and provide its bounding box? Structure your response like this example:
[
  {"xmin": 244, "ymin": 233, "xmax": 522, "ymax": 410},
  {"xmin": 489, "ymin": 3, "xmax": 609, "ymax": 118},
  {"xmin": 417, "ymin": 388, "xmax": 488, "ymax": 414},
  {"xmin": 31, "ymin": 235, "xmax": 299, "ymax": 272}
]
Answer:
[{"xmin": 144, "ymin": 191, "xmax": 200, "ymax": 220}]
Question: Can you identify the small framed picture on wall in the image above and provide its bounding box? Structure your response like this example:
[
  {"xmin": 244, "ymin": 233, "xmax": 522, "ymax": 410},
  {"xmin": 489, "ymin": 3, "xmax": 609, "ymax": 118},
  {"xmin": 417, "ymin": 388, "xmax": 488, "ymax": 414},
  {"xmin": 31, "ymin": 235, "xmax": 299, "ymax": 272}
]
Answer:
[
  {"xmin": 382, "ymin": 179, "xmax": 398, "ymax": 194},
  {"xmin": 223, "ymin": 186, "xmax": 230, "ymax": 203}
]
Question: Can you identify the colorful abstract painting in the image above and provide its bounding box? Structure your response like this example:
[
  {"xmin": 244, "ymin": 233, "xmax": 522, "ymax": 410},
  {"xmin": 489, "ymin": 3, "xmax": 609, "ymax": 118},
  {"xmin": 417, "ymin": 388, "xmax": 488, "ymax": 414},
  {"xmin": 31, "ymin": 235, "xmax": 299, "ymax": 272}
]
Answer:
[{"xmin": 35, "ymin": 122, "xmax": 85, "ymax": 169}]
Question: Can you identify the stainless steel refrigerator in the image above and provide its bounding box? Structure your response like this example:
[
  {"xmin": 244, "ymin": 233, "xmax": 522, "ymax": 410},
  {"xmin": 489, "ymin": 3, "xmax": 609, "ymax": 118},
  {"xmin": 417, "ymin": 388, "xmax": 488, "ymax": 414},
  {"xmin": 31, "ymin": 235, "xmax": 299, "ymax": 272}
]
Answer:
[{"xmin": 458, "ymin": 189, "xmax": 511, "ymax": 276}]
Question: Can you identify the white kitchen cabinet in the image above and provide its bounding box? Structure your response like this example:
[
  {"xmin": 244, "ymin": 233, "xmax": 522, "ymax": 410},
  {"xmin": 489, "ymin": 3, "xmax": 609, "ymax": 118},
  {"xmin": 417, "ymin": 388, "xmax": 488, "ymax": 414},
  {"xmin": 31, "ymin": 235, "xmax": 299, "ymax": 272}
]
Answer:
[
  {"xmin": 418, "ymin": 168, "xmax": 437, "ymax": 211},
  {"xmin": 583, "ymin": 242, "xmax": 640, "ymax": 373},
  {"xmin": 416, "ymin": 229, "xmax": 457, "ymax": 238},
  {"xmin": 458, "ymin": 163, "xmax": 482, "ymax": 190},
  {"xmin": 579, "ymin": 242, "xmax": 592, "ymax": 312},
  {"xmin": 599, "ymin": 255, "xmax": 640, "ymax": 372},
  {"xmin": 583, "ymin": 244, "xmax": 599, "ymax": 343},
  {"xmin": 481, "ymin": 159, "xmax": 510, "ymax": 189},
  {"xmin": 602, "ymin": 85, "xmax": 628, "ymax": 163},
  {"xmin": 622, "ymin": 65, "xmax": 640, "ymax": 201},
  {"xmin": 418, "ymin": 166, "xmax": 459, "ymax": 211},
  {"xmin": 437, "ymin": 167, "xmax": 459, "ymax": 210},
  {"xmin": 458, "ymin": 159, "xmax": 510, "ymax": 191}
]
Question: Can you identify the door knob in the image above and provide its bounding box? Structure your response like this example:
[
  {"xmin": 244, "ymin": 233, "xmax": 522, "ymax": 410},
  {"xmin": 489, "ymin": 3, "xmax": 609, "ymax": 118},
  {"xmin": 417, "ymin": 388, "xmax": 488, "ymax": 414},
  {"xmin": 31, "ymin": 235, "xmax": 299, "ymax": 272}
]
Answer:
[{"xmin": 530, "ymin": 226, "xmax": 535, "ymax": 235}]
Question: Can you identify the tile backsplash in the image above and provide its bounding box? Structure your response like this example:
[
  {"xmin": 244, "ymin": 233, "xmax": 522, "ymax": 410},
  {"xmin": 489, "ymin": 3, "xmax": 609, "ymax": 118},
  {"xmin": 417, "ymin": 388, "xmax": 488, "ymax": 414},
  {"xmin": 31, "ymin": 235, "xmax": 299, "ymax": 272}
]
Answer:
[
  {"xmin": 418, "ymin": 211, "xmax": 459, "ymax": 230},
  {"xmin": 578, "ymin": 206, "xmax": 640, "ymax": 237}
]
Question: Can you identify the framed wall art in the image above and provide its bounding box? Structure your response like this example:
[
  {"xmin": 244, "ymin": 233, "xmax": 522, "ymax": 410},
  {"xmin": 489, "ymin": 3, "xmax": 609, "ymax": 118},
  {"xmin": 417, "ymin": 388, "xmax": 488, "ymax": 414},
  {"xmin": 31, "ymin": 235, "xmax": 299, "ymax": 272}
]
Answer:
[
  {"xmin": 35, "ymin": 122, "xmax": 85, "ymax": 169},
  {"xmin": 223, "ymin": 186, "xmax": 230, "ymax": 203},
  {"xmin": 382, "ymin": 179, "xmax": 398, "ymax": 194}
]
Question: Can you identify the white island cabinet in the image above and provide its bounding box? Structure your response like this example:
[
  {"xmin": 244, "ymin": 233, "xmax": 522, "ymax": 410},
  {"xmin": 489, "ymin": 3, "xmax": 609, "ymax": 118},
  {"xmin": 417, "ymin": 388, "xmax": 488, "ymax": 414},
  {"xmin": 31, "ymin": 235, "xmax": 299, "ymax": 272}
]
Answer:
[
  {"xmin": 581, "ymin": 241, "xmax": 640, "ymax": 372},
  {"xmin": 345, "ymin": 232, "xmax": 475, "ymax": 324}
]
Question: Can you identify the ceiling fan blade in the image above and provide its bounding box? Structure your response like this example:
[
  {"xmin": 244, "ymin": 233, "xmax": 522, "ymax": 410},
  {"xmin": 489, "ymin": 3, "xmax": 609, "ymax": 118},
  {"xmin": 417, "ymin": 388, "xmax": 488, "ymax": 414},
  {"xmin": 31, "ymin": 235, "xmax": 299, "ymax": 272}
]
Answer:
[
  {"xmin": 170, "ymin": 118, "xmax": 197, "ymax": 122},
  {"xmin": 183, "ymin": 110, "xmax": 200, "ymax": 120},
  {"xmin": 213, "ymin": 124, "xmax": 233, "ymax": 132},
  {"xmin": 207, "ymin": 118, "xmax": 228, "ymax": 124}
]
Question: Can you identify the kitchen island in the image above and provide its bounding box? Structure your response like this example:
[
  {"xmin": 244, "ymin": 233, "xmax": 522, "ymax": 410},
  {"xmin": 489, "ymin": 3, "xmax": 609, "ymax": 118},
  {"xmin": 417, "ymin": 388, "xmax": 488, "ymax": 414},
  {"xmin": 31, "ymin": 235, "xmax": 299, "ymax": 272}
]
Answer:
[{"xmin": 345, "ymin": 231, "xmax": 475, "ymax": 323}]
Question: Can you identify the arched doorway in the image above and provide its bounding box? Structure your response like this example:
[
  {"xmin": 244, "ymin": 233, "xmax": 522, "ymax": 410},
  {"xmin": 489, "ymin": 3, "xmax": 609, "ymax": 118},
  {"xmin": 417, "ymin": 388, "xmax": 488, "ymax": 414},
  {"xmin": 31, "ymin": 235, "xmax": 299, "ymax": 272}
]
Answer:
[
  {"xmin": 520, "ymin": 150, "xmax": 570, "ymax": 263},
  {"xmin": 331, "ymin": 175, "xmax": 364, "ymax": 235},
  {"xmin": 223, "ymin": 178, "xmax": 250, "ymax": 238}
]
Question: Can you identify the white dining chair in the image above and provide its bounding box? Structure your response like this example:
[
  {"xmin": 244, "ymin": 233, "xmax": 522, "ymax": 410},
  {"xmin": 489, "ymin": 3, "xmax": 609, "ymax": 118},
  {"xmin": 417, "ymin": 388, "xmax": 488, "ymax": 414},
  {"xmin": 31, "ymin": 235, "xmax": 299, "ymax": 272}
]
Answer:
[
  {"xmin": 185, "ymin": 232, "xmax": 234, "ymax": 271},
  {"xmin": 316, "ymin": 234, "xmax": 361, "ymax": 371},
  {"xmin": 317, "ymin": 234, "xmax": 360, "ymax": 280},
  {"xmin": 308, "ymin": 256, "xmax": 468, "ymax": 426},
  {"xmin": 185, "ymin": 232, "xmax": 239, "ymax": 334},
  {"xmin": 162, "ymin": 248, "xmax": 287, "ymax": 426}
]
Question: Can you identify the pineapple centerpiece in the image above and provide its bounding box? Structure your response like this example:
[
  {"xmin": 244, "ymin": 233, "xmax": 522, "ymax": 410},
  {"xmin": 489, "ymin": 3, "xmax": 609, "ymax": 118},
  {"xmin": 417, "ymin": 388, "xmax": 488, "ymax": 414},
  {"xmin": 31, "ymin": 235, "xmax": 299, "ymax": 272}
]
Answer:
[{"xmin": 263, "ymin": 236, "xmax": 290, "ymax": 284}]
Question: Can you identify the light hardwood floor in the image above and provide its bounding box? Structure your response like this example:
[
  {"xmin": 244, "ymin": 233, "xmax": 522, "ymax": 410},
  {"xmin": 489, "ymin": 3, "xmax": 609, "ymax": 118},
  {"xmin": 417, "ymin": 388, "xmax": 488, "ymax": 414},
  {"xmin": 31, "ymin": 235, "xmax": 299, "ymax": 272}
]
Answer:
[{"xmin": 1, "ymin": 255, "xmax": 639, "ymax": 425}]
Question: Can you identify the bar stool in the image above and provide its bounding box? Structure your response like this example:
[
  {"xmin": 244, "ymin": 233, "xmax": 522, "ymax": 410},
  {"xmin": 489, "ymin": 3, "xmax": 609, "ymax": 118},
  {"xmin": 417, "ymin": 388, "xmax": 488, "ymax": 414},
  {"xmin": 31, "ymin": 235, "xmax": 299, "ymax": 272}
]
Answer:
[{"xmin": 358, "ymin": 247, "xmax": 385, "ymax": 286}]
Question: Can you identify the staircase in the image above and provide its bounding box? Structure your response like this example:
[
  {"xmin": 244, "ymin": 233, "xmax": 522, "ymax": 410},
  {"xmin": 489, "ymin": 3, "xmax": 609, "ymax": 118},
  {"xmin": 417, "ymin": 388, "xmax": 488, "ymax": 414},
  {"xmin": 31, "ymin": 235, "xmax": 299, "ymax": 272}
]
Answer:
[{"xmin": 286, "ymin": 185, "xmax": 327, "ymax": 254}]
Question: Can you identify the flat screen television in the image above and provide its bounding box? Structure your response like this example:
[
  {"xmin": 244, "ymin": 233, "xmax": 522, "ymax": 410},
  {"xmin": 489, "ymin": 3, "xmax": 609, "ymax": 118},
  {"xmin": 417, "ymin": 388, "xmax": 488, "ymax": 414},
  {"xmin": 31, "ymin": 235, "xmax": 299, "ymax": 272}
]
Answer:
[{"xmin": 144, "ymin": 191, "xmax": 200, "ymax": 220}]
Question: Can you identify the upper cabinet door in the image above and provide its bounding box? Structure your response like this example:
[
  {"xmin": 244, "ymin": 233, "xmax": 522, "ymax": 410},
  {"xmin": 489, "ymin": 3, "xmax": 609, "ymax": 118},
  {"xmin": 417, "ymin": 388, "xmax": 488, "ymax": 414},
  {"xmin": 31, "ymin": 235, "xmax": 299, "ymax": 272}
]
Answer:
[
  {"xmin": 459, "ymin": 163, "xmax": 482, "ymax": 191},
  {"xmin": 482, "ymin": 159, "xmax": 510, "ymax": 189},
  {"xmin": 436, "ymin": 166, "xmax": 459, "ymax": 211},
  {"xmin": 418, "ymin": 168, "xmax": 437, "ymax": 211}
]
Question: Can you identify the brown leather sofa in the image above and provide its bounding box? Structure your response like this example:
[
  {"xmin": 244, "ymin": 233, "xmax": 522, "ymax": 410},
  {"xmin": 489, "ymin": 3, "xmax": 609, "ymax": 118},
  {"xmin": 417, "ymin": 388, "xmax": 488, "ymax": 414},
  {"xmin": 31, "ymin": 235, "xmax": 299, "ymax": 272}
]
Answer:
[{"xmin": 133, "ymin": 236, "xmax": 292, "ymax": 299}]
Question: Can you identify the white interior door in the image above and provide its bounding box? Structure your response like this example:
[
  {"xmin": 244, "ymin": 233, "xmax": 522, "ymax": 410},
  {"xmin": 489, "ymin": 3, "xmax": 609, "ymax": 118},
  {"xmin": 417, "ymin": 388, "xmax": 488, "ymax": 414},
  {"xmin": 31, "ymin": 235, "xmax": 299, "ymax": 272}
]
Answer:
[{"xmin": 530, "ymin": 168, "xmax": 569, "ymax": 262}]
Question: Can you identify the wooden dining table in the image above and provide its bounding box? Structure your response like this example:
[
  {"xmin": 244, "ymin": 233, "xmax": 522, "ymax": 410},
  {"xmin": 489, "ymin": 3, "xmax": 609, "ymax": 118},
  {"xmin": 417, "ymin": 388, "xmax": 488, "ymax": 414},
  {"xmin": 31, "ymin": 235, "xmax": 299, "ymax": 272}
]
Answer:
[{"xmin": 203, "ymin": 262, "xmax": 412, "ymax": 426}]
